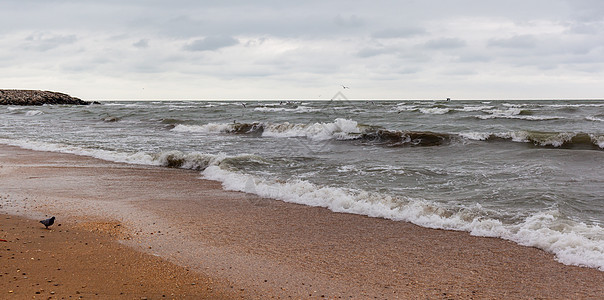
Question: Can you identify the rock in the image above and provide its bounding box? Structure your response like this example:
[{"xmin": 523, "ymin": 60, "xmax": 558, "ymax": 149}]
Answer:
[{"xmin": 0, "ymin": 89, "xmax": 94, "ymax": 106}]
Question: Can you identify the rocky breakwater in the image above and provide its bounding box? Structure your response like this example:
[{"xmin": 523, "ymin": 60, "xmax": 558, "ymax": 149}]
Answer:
[{"xmin": 0, "ymin": 89, "xmax": 94, "ymax": 105}]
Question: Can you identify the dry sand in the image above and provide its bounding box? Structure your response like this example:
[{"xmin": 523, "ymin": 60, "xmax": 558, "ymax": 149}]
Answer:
[
  {"xmin": 0, "ymin": 214, "xmax": 241, "ymax": 299},
  {"xmin": 1, "ymin": 144, "xmax": 603, "ymax": 299}
]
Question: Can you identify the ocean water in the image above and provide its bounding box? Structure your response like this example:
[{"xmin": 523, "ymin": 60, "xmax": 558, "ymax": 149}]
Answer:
[{"xmin": 1, "ymin": 99, "xmax": 603, "ymax": 271}]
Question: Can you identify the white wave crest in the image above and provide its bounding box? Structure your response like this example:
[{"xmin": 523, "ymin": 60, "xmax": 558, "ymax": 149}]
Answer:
[
  {"xmin": 419, "ymin": 107, "xmax": 450, "ymax": 115},
  {"xmin": 6, "ymin": 106, "xmax": 27, "ymax": 111},
  {"xmin": 0, "ymin": 138, "xmax": 258, "ymax": 171},
  {"xmin": 155, "ymin": 150, "xmax": 227, "ymax": 170},
  {"xmin": 495, "ymin": 131, "xmax": 575, "ymax": 147},
  {"xmin": 393, "ymin": 104, "xmax": 417, "ymax": 112},
  {"xmin": 25, "ymin": 110, "xmax": 43, "ymax": 116},
  {"xmin": 172, "ymin": 123, "xmax": 232, "ymax": 133},
  {"xmin": 0, "ymin": 139, "xmax": 155, "ymax": 165},
  {"xmin": 478, "ymin": 108, "xmax": 561, "ymax": 120},
  {"xmin": 586, "ymin": 116, "xmax": 604, "ymax": 122},
  {"xmin": 263, "ymin": 118, "xmax": 361, "ymax": 140},
  {"xmin": 171, "ymin": 119, "xmax": 362, "ymax": 141},
  {"xmin": 590, "ymin": 134, "xmax": 604, "ymax": 148},
  {"xmin": 254, "ymin": 105, "xmax": 319, "ymax": 113},
  {"xmin": 203, "ymin": 166, "xmax": 604, "ymax": 271},
  {"xmin": 508, "ymin": 211, "xmax": 604, "ymax": 270},
  {"xmin": 548, "ymin": 103, "xmax": 604, "ymax": 108},
  {"xmin": 459, "ymin": 132, "xmax": 491, "ymax": 141},
  {"xmin": 457, "ymin": 105, "xmax": 494, "ymax": 112},
  {"xmin": 478, "ymin": 114, "xmax": 562, "ymax": 121}
]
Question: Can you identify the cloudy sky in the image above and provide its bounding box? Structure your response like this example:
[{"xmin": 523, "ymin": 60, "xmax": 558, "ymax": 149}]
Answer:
[{"xmin": 1, "ymin": 0, "xmax": 603, "ymax": 100}]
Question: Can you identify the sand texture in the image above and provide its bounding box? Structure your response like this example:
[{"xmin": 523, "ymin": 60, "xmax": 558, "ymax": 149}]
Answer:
[
  {"xmin": 1, "ymin": 144, "xmax": 603, "ymax": 299},
  {"xmin": 0, "ymin": 215, "xmax": 242, "ymax": 299}
]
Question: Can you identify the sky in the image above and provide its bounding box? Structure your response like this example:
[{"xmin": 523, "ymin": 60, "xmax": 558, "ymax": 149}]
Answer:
[{"xmin": 1, "ymin": 0, "xmax": 604, "ymax": 100}]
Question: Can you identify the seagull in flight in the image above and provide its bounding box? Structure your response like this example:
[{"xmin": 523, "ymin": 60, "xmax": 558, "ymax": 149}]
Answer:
[{"xmin": 341, "ymin": 85, "xmax": 350, "ymax": 89}]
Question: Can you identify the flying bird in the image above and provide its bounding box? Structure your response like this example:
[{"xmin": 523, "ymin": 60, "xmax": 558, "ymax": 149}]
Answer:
[
  {"xmin": 40, "ymin": 216, "xmax": 55, "ymax": 229},
  {"xmin": 341, "ymin": 85, "xmax": 350, "ymax": 89}
]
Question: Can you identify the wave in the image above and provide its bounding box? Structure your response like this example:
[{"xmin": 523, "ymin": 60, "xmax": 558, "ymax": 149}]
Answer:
[
  {"xmin": 4, "ymin": 108, "xmax": 44, "ymax": 115},
  {"xmin": 202, "ymin": 165, "xmax": 604, "ymax": 271},
  {"xmin": 253, "ymin": 105, "xmax": 319, "ymax": 113},
  {"xmin": 586, "ymin": 116, "xmax": 604, "ymax": 122},
  {"xmin": 358, "ymin": 130, "xmax": 452, "ymax": 147},
  {"xmin": 547, "ymin": 103, "xmax": 604, "ymax": 108},
  {"xmin": 419, "ymin": 107, "xmax": 451, "ymax": 115},
  {"xmin": 161, "ymin": 118, "xmax": 187, "ymax": 125},
  {"xmin": 393, "ymin": 104, "xmax": 418, "ymax": 112},
  {"xmin": 172, "ymin": 119, "xmax": 453, "ymax": 147},
  {"xmin": 102, "ymin": 116, "xmax": 121, "ymax": 122},
  {"xmin": 172, "ymin": 119, "xmax": 361, "ymax": 140},
  {"xmin": 6, "ymin": 106, "xmax": 27, "ymax": 111},
  {"xmin": 477, "ymin": 107, "xmax": 562, "ymax": 120},
  {"xmin": 456, "ymin": 105, "xmax": 494, "ymax": 112},
  {"xmin": 460, "ymin": 131, "xmax": 604, "ymax": 149},
  {"xmin": 478, "ymin": 114, "xmax": 562, "ymax": 120},
  {"xmin": 0, "ymin": 138, "xmax": 156, "ymax": 165},
  {"xmin": 25, "ymin": 110, "xmax": 43, "ymax": 116},
  {"xmin": 0, "ymin": 138, "xmax": 271, "ymax": 175}
]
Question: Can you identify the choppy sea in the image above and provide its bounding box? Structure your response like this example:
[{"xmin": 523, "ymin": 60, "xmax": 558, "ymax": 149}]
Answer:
[{"xmin": 1, "ymin": 98, "xmax": 603, "ymax": 271}]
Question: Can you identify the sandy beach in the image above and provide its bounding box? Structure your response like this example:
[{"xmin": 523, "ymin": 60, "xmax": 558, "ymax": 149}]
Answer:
[
  {"xmin": 0, "ymin": 214, "xmax": 242, "ymax": 299},
  {"xmin": 1, "ymin": 144, "xmax": 603, "ymax": 299}
]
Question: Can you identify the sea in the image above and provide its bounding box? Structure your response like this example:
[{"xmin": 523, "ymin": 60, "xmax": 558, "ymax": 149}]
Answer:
[{"xmin": 1, "ymin": 98, "xmax": 603, "ymax": 271}]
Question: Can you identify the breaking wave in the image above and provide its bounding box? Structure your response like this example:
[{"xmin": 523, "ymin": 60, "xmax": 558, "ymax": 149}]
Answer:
[
  {"xmin": 172, "ymin": 119, "xmax": 453, "ymax": 147},
  {"xmin": 477, "ymin": 107, "xmax": 562, "ymax": 120},
  {"xmin": 419, "ymin": 107, "xmax": 451, "ymax": 115},
  {"xmin": 203, "ymin": 165, "xmax": 604, "ymax": 271},
  {"xmin": 25, "ymin": 110, "xmax": 44, "ymax": 116},
  {"xmin": 0, "ymin": 138, "xmax": 261, "ymax": 171},
  {"xmin": 460, "ymin": 131, "xmax": 604, "ymax": 149},
  {"xmin": 586, "ymin": 115, "xmax": 604, "ymax": 122},
  {"xmin": 253, "ymin": 105, "xmax": 320, "ymax": 113}
]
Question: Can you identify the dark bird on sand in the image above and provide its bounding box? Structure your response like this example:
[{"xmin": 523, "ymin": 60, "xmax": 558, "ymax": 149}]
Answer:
[{"xmin": 40, "ymin": 216, "xmax": 55, "ymax": 229}]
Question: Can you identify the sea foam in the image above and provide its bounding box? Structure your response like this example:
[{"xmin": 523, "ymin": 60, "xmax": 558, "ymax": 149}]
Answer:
[
  {"xmin": 202, "ymin": 165, "xmax": 604, "ymax": 271},
  {"xmin": 172, "ymin": 118, "xmax": 362, "ymax": 141},
  {"xmin": 0, "ymin": 138, "xmax": 155, "ymax": 165}
]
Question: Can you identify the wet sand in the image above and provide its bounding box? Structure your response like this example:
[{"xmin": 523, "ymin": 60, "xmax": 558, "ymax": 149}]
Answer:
[
  {"xmin": 0, "ymin": 214, "xmax": 241, "ymax": 299},
  {"xmin": 1, "ymin": 144, "xmax": 603, "ymax": 299}
]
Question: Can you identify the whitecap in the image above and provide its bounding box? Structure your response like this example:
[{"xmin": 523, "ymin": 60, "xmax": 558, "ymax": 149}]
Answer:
[
  {"xmin": 25, "ymin": 110, "xmax": 43, "ymax": 116},
  {"xmin": 419, "ymin": 107, "xmax": 450, "ymax": 115}
]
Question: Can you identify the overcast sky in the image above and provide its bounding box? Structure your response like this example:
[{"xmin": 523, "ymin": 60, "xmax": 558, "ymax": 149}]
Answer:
[{"xmin": 1, "ymin": 0, "xmax": 603, "ymax": 100}]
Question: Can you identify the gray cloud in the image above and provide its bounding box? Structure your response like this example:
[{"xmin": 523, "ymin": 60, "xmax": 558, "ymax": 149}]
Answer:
[
  {"xmin": 488, "ymin": 35, "xmax": 537, "ymax": 49},
  {"xmin": 357, "ymin": 46, "xmax": 397, "ymax": 58},
  {"xmin": 24, "ymin": 33, "xmax": 77, "ymax": 51},
  {"xmin": 183, "ymin": 36, "xmax": 240, "ymax": 52},
  {"xmin": 424, "ymin": 38, "xmax": 467, "ymax": 49},
  {"xmin": 371, "ymin": 27, "xmax": 427, "ymax": 39},
  {"xmin": 133, "ymin": 39, "xmax": 149, "ymax": 48},
  {"xmin": 334, "ymin": 14, "xmax": 364, "ymax": 28}
]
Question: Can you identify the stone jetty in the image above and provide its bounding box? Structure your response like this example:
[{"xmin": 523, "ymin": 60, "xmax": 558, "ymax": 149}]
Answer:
[{"xmin": 0, "ymin": 89, "xmax": 93, "ymax": 105}]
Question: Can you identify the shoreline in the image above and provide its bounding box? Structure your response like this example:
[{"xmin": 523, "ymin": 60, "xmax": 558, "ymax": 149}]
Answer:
[{"xmin": 1, "ymin": 144, "xmax": 603, "ymax": 298}]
